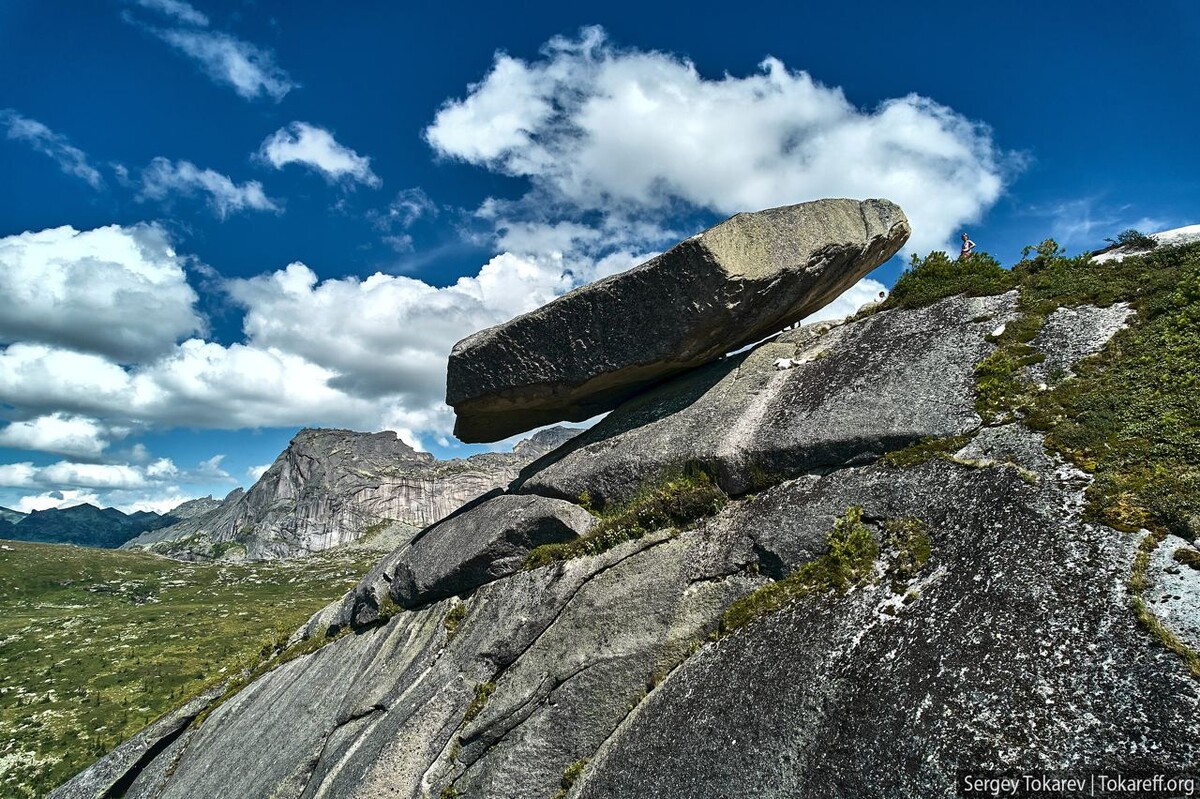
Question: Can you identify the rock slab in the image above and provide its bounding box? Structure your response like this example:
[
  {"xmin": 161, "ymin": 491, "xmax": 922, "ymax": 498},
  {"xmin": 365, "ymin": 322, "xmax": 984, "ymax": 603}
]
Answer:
[
  {"xmin": 446, "ymin": 198, "xmax": 910, "ymax": 442},
  {"xmin": 392, "ymin": 493, "xmax": 595, "ymax": 608}
]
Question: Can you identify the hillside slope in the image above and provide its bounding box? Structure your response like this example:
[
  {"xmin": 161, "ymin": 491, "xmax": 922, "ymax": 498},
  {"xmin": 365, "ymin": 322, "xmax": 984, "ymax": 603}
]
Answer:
[{"xmin": 54, "ymin": 238, "xmax": 1200, "ymax": 798}]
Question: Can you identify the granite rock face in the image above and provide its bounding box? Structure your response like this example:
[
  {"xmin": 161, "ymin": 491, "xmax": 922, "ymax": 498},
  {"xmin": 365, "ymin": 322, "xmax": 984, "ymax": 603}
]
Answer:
[
  {"xmin": 122, "ymin": 427, "xmax": 579, "ymax": 561},
  {"xmin": 516, "ymin": 292, "xmax": 1018, "ymax": 507},
  {"xmin": 55, "ymin": 298, "xmax": 1200, "ymax": 799},
  {"xmin": 447, "ymin": 198, "xmax": 910, "ymax": 442},
  {"xmin": 392, "ymin": 493, "xmax": 595, "ymax": 609}
]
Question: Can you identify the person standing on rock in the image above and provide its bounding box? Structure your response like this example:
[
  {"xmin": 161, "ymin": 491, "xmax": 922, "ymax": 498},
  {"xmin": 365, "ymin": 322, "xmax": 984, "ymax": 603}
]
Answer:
[{"xmin": 960, "ymin": 232, "xmax": 976, "ymax": 261}]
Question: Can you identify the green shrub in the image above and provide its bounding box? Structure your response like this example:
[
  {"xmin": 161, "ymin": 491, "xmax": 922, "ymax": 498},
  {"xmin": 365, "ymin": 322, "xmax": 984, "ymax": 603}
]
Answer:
[
  {"xmin": 720, "ymin": 506, "xmax": 878, "ymax": 634},
  {"xmin": 881, "ymin": 250, "xmax": 1015, "ymax": 311},
  {"xmin": 1105, "ymin": 229, "xmax": 1157, "ymax": 251},
  {"xmin": 524, "ymin": 470, "xmax": 727, "ymax": 568}
]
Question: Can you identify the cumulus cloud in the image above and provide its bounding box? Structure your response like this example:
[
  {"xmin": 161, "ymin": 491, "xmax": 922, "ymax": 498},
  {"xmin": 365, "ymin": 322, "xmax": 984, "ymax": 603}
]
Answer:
[
  {"xmin": 13, "ymin": 489, "xmax": 103, "ymax": 514},
  {"xmin": 130, "ymin": 0, "xmax": 208, "ymax": 26},
  {"xmin": 140, "ymin": 158, "xmax": 280, "ymax": 218},
  {"xmin": 0, "ymin": 458, "xmax": 174, "ymax": 490},
  {"xmin": 0, "ymin": 109, "xmax": 104, "ymax": 189},
  {"xmin": 0, "ymin": 216, "xmax": 594, "ymax": 452},
  {"xmin": 0, "ymin": 223, "xmax": 204, "ymax": 361},
  {"xmin": 426, "ymin": 27, "xmax": 1013, "ymax": 254},
  {"xmin": 0, "ymin": 414, "xmax": 129, "ymax": 460},
  {"xmin": 148, "ymin": 28, "xmax": 295, "ymax": 101},
  {"xmin": 258, "ymin": 122, "xmax": 381, "ymax": 187}
]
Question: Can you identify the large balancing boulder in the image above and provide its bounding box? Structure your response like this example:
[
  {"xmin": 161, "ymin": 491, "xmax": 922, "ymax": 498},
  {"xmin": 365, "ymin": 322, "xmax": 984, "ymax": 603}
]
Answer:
[{"xmin": 447, "ymin": 198, "xmax": 910, "ymax": 442}]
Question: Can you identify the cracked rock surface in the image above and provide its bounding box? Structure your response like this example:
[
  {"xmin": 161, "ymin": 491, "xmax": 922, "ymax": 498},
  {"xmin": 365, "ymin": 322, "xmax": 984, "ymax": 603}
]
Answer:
[
  {"xmin": 56, "ymin": 295, "xmax": 1200, "ymax": 799},
  {"xmin": 516, "ymin": 292, "xmax": 1019, "ymax": 507}
]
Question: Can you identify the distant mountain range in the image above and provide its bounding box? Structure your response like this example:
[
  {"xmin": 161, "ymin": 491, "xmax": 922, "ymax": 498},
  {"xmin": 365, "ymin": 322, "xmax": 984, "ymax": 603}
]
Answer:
[{"xmin": 0, "ymin": 502, "xmax": 185, "ymax": 548}]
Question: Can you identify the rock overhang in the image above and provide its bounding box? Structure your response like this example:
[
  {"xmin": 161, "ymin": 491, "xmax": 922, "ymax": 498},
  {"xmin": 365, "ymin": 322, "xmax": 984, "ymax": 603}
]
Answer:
[{"xmin": 446, "ymin": 197, "xmax": 910, "ymax": 442}]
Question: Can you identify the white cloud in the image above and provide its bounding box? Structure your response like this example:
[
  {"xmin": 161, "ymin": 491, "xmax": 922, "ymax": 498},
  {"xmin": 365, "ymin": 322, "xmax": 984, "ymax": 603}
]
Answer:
[
  {"xmin": 801, "ymin": 278, "xmax": 888, "ymax": 323},
  {"xmin": 246, "ymin": 463, "xmax": 270, "ymax": 481},
  {"xmin": 140, "ymin": 158, "xmax": 280, "ymax": 218},
  {"xmin": 0, "ymin": 220, "xmax": 584, "ymax": 449},
  {"xmin": 0, "ymin": 223, "xmax": 204, "ymax": 360},
  {"xmin": 384, "ymin": 188, "xmax": 437, "ymax": 227},
  {"xmin": 0, "ymin": 414, "xmax": 128, "ymax": 460},
  {"xmin": 0, "ymin": 450, "xmax": 232, "ymax": 515},
  {"xmin": 0, "ymin": 109, "xmax": 104, "ymax": 189},
  {"xmin": 426, "ymin": 27, "xmax": 1014, "ymax": 254},
  {"xmin": 130, "ymin": 0, "xmax": 208, "ymax": 26},
  {"xmin": 150, "ymin": 28, "xmax": 295, "ymax": 101},
  {"xmin": 258, "ymin": 122, "xmax": 381, "ymax": 187},
  {"xmin": 227, "ymin": 255, "xmax": 571, "ymax": 404},
  {"xmin": 14, "ymin": 490, "xmax": 103, "ymax": 514},
  {"xmin": 1034, "ymin": 198, "xmax": 1183, "ymax": 250},
  {"xmin": 0, "ymin": 460, "xmax": 165, "ymax": 490}
]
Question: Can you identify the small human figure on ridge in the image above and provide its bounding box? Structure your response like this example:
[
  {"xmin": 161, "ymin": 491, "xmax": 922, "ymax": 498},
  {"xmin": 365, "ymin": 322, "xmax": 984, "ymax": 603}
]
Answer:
[{"xmin": 960, "ymin": 232, "xmax": 976, "ymax": 261}]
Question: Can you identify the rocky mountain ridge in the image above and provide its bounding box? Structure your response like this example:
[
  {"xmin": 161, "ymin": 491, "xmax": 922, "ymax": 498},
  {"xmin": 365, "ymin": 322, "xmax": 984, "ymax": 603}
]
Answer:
[
  {"xmin": 53, "ymin": 208, "xmax": 1200, "ymax": 798},
  {"xmin": 122, "ymin": 426, "xmax": 580, "ymax": 561},
  {"xmin": 0, "ymin": 503, "xmax": 178, "ymax": 549}
]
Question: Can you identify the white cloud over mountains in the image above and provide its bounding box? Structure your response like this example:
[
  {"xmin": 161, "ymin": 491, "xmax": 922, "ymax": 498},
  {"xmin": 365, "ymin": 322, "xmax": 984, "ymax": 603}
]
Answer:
[
  {"xmin": 1, "ymin": 109, "xmax": 105, "ymax": 190},
  {"xmin": 259, "ymin": 122, "xmax": 381, "ymax": 187},
  {"xmin": 1, "ymin": 27, "xmax": 1018, "ymax": 512},
  {"xmin": 0, "ymin": 223, "xmax": 204, "ymax": 361},
  {"xmin": 0, "ymin": 224, "xmax": 583, "ymax": 462},
  {"xmin": 140, "ymin": 158, "xmax": 280, "ymax": 217},
  {"xmin": 426, "ymin": 27, "xmax": 1012, "ymax": 255}
]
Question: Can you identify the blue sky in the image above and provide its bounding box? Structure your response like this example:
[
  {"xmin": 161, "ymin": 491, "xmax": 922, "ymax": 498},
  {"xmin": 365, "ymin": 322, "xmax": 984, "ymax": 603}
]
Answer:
[{"xmin": 1, "ymin": 0, "xmax": 1197, "ymax": 514}]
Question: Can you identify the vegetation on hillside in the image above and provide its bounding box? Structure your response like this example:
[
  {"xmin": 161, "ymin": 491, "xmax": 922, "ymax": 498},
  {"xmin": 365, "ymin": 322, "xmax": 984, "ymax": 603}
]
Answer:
[
  {"xmin": 0, "ymin": 540, "xmax": 377, "ymax": 797},
  {"xmin": 882, "ymin": 238, "xmax": 1200, "ymax": 542}
]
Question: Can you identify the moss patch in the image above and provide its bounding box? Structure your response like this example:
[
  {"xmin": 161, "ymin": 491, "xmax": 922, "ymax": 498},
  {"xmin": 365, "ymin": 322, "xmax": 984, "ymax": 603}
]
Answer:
[
  {"xmin": 552, "ymin": 758, "xmax": 589, "ymax": 799},
  {"xmin": 1173, "ymin": 547, "xmax": 1200, "ymax": 571},
  {"xmin": 720, "ymin": 506, "xmax": 878, "ymax": 635},
  {"xmin": 524, "ymin": 470, "xmax": 727, "ymax": 568},
  {"xmin": 884, "ymin": 518, "xmax": 931, "ymax": 590},
  {"xmin": 1128, "ymin": 532, "xmax": 1200, "ymax": 678},
  {"xmin": 881, "ymin": 435, "xmax": 974, "ymax": 469},
  {"xmin": 462, "ymin": 681, "xmax": 495, "ymax": 723},
  {"xmin": 444, "ymin": 602, "xmax": 467, "ymax": 639}
]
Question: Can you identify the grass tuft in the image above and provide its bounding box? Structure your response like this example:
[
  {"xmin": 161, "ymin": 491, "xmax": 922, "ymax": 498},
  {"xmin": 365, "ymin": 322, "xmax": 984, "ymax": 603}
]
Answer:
[
  {"xmin": 524, "ymin": 470, "xmax": 727, "ymax": 568},
  {"xmin": 444, "ymin": 603, "xmax": 467, "ymax": 639},
  {"xmin": 551, "ymin": 758, "xmax": 589, "ymax": 799},
  {"xmin": 462, "ymin": 681, "xmax": 496, "ymax": 723},
  {"xmin": 881, "ymin": 435, "xmax": 974, "ymax": 468},
  {"xmin": 720, "ymin": 506, "xmax": 878, "ymax": 635}
]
